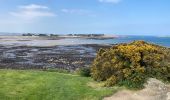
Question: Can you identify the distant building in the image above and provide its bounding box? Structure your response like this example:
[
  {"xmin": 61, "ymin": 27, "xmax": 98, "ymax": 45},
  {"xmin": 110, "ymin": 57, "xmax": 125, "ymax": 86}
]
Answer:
[{"xmin": 67, "ymin": 34, "xmax": 105, "ymax": 37}]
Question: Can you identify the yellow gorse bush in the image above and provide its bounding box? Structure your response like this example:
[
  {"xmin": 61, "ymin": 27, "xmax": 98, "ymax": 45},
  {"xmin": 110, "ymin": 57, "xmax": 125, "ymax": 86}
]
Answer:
[{"xmin": 91, "ymin": 41, "xmax": 170, "ymax": 88}]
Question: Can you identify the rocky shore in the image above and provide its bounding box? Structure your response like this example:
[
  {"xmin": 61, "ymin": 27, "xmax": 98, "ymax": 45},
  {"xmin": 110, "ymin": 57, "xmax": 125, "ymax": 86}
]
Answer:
[{"xmin": 0, "ymin": 44, "xmax": 111, "ymax": 71}]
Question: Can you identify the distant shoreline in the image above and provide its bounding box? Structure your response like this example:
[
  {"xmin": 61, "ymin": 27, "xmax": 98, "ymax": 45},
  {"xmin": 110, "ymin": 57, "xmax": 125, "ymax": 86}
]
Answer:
[{"xmin": 0, "ymin": 35, "xmax": 169, "ymax": 47}]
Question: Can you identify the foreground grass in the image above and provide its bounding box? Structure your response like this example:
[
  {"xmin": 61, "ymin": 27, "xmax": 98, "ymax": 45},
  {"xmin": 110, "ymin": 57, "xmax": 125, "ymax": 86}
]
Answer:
[{"xmin": 0, "ymin": 70, "xmax": 118, "ymax": 100}]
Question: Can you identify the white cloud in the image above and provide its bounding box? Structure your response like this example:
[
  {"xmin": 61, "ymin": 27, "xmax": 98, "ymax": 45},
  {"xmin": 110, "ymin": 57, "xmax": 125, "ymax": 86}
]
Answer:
[
  {"xmin": 99, "ymin": 0, "xmax": 121, "ymax": 4},
  {"xmin": 10, "ymin": 4, "xmax": 56, "ymax": 20},
  {"xmin": 19, "ymin": 4, "xmax": 49, "ymax": 10},
  {"xmin": 61, "ymin": 9, "xmax": 88, "ymax": 14},
  {"xmin": 61, "ymin": 9, "xmax": 96, "ymax": 17}
]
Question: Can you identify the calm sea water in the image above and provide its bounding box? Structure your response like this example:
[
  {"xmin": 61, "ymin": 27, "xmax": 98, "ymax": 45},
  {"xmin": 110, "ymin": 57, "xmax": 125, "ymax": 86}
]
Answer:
[{"xmin": 62, "ymin": 36, "xmax": 170, "ymax": 47}]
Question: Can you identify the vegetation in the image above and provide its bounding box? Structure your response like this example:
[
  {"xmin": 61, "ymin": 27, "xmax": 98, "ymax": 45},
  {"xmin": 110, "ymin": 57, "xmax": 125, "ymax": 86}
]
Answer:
[
  {"xmin": 45, "ymin": 68, "xmax": 70, "ymax": 73},
  {"xmin": 0, "ymin": 69, "xmax": 118, "ymax": 100},
  {"xmin": 50, "ymin": 34, "xmax": 59, "ymax": 37},
  {"xmin": 77, "ymin": 67, "xmax": 91, "ymax": 77},
  {"xmin": 91, "ymin": 41, "xmax": 170, "ymax": 89}
]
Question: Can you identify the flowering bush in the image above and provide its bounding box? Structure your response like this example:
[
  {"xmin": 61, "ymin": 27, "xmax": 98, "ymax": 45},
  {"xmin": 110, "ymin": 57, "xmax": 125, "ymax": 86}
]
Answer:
[{"xmin": 91, "ymin": 41, "xmax": 170, "ymax": 88}]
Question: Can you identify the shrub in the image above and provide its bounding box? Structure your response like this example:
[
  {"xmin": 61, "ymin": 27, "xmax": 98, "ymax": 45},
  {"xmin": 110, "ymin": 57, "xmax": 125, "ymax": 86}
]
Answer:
[
  {"xmin": 91, "ymin": 41, "xmax": 170, "ymax": 89},
  {"xmin": 78, "ymin": 67, "xmax": 91, "ymax": 77},
  {"xmin": 105, "ymin": 75, "xmax": 117, "ymax": 87}
]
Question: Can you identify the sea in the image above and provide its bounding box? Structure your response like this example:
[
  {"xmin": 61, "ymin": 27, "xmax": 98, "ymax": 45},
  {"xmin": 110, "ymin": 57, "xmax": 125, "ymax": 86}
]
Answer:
[{"xmin": 60, "ymin": 36, "xmax": 170, "ymax": 47}]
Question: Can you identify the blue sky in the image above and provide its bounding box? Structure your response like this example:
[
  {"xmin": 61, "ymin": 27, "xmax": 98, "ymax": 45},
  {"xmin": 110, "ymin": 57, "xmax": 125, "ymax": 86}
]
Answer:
[{"xmin": 0, "ymin": 0, "xmax": 170, "ymax": 36}]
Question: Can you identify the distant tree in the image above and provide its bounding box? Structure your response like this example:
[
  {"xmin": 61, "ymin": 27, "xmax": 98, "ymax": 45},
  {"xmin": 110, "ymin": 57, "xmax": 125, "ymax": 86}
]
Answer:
[
  {"xmin": 67, "ymin": 34, "xmax": 73, "ymax": 36},
  {"xmin": 22, "ymin": 33, "xmax": 34, "ymax": 36},
  {"xmin": 38, "ymin": 34, "xmax": 48, "ymax": 36},
  {"xmin": 50, "ymin": 34, "xmax": 59, "ymax": 37}
]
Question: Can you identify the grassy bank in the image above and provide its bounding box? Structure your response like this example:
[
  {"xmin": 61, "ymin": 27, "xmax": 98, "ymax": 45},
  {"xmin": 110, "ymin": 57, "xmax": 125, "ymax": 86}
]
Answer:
[{"xmin": 0, "ymin": 69, "xmax": 118, "ymax": 100}]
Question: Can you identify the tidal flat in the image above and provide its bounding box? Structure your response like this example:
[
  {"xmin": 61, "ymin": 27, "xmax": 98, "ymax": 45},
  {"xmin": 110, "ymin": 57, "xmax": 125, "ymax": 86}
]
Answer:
[{"xmin": 0, "ymin": 36, "xmax": 111, "ymax": 70}]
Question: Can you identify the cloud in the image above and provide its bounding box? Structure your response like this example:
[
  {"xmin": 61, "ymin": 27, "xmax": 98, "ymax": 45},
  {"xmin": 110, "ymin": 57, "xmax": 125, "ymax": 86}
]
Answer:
[
  {"xmin": 61, "ymin": 9, "xmax": 89, "ymax": 14},
  {"xmin": 19, "ymin": 4, "xmax": 49, "ymax": 10},
  {"xmin": 61, "ymin": 9, "xmax": 96, "ymax": 17},
  {"xmin": 99, "ymin": 0, "xmax": 121, "ymax": 4},
  {"xmin": 10, "ymin": 4, "xmax": 56, "ymax": 20}
]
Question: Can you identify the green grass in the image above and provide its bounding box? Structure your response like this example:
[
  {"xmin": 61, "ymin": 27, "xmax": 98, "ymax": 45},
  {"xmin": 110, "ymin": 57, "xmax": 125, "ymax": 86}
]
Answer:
[{"xmin": 0, "ymin": 69, "xmax": 118, "ymax": 100}]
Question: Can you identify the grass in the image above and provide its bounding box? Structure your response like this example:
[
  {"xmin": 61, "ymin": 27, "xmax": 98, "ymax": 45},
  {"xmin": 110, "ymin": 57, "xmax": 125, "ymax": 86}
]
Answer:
[{"xmin": 0, "ymin": 69, "xmax": 118, "ymax": 100}]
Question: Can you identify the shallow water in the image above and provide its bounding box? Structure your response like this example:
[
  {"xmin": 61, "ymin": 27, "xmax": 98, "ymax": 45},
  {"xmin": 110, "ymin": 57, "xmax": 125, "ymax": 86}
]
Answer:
[{"xmin": 0, "ymin": 36, "xmax": 169, "ymax": 47}]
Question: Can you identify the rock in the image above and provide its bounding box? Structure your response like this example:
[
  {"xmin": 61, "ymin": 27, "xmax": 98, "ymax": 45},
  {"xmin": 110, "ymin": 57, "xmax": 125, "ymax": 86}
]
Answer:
[
  {"xmin": 144, "ymin": 78, "xmax": 168, "ymax": 92},
  {"xmin": 104, "ymin": 78, "xmax": 170, "ymax": 100},
  {"xmin": 167, "ymin": 92, "xmax": 170, "ymax": 100}
]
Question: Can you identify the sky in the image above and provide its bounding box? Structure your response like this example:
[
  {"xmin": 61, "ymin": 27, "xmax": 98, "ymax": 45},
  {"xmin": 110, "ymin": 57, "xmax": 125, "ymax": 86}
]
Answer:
[{"xmin": 0, "ymin": 0, "xmax": 170, "ymax": 36}]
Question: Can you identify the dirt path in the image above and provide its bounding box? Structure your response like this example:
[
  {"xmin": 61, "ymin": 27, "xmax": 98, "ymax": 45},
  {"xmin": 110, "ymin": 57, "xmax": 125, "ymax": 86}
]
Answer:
[{"xmin": 104, "ymin": 78, "xmax": 170, "ymax": 100}]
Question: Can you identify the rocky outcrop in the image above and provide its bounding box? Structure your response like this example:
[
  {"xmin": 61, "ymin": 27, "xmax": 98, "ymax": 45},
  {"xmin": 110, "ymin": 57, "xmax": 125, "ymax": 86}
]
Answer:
[{"xmin": 104, "ymin": 78, "xmax": 170, "ymax": 100}]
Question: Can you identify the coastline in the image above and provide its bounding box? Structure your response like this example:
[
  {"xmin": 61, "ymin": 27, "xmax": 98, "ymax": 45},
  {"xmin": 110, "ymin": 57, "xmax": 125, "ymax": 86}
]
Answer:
[
  {"xmin": 0, "ymin": 43, "xmax": 111, "ymax": 70},
  {"xmin": 0, "ymin": 35, "xmax": 169, "ymax": 70},
  {"xmin": 0, "ymin": 36, "xmax": 115, "ymax": 47}
]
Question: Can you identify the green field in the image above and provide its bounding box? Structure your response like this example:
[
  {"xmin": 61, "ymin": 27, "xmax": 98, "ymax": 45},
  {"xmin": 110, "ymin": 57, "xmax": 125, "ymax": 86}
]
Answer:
[{"xmin": 0, "ymin": 70, "xmax": 118, "ymax": 100}]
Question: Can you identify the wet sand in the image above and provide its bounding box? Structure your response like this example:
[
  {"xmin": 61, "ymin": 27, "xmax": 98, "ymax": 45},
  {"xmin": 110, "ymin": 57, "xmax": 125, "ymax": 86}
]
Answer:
[{"xmin": 0, "ymin": 36, "xmax": 115, "ymax": 46}]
